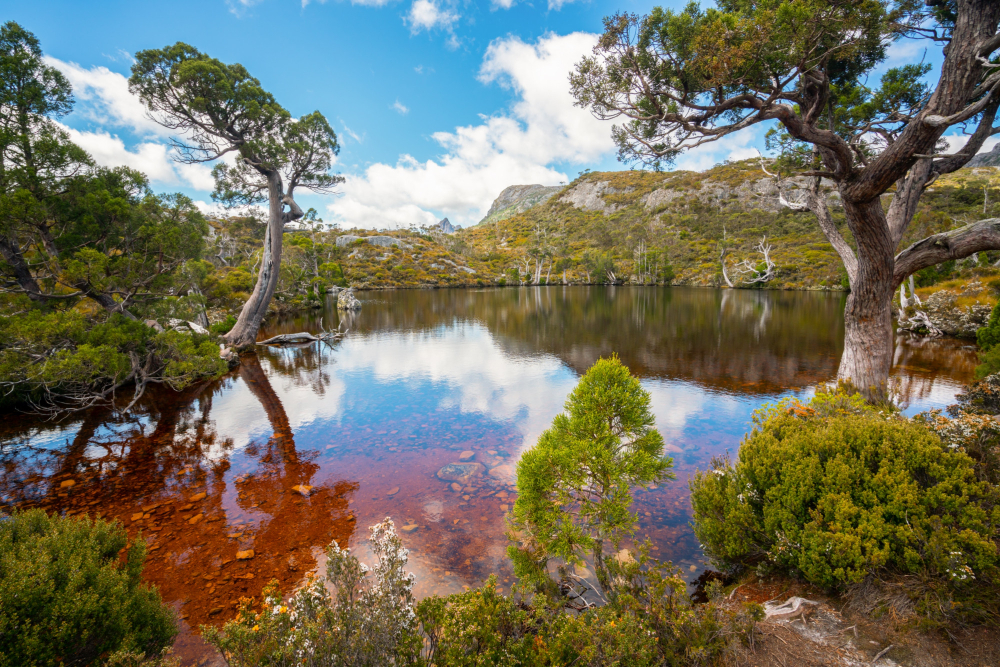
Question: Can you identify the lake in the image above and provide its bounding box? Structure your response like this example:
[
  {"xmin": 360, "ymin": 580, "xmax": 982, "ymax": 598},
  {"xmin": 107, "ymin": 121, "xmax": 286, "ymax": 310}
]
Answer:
[{"xmin": 0, "ymin": 286, "xmax": 978, "ymax": 664}]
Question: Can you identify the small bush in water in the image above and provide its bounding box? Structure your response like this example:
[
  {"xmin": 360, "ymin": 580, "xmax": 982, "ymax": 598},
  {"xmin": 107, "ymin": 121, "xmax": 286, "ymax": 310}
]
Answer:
[
  {"xmin": 0, "ymin": 509, "xmax": 176, "ymax": 667},
  {"xmin": 690, "ymin": 390, "xmax": 1000, "ymax": 594}
]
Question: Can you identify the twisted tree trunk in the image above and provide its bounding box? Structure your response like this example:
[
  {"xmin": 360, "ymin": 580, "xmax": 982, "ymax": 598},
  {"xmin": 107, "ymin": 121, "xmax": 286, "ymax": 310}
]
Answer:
[{"xmin": 223, "ymin": 172, "xmax": 303, "ymax": 349}]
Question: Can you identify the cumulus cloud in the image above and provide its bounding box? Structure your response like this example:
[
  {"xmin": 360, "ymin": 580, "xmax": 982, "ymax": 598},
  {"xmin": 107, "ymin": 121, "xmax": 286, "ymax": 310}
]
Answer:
[
  {"xmin": 407, "ymin": 0, "xmax": 460, "ymax": 33},
  {"xmin": 44, "ymin": 56, "xmax": 165, "ymax": 137},
  {"xmin": 672, "ymin": 127, "xmax": 765, "ymax": 173},
  {"xmin": 61, "ymin": 126, "xmax": 215, "ymax": 191},
  {"xmin": 328, "ymin": 32, "xmax": 614, "ymax": 229},
  {"xmin": 391, "ymin": 100, "xmax": 410, "ymax": 115},
  {"xmin": 42, "ymin": 56, "xmax": 219, "ymax": 191}
]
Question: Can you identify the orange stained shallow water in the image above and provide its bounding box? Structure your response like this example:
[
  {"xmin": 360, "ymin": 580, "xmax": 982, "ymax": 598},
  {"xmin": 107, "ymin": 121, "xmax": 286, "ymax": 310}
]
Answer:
[{"xmin": 0, "ymin": 286, "xmax": 979, "ymax": 665}]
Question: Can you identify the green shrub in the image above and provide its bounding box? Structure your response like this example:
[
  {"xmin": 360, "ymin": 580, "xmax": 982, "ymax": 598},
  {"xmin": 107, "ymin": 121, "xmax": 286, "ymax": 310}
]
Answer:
[
  {"xmin": 0, "ymin": 510, "xmax": 176, "ymax": 667},
  {"xmin": 690, "ymin": 391, "xmax": 1000, "ymax": 591},
  {"xmin": 977, "ymin": 302, "xmax": 1000, "ymax": 352},
  {"xmin": 210, "ymin": 315, "xmax": 238, "ymax": 335},
  {"xmin": 419, "ymin": 554, "xmax": 761, "ymax": 667},
  {"xmin": 203, "ymin": 518, "xmax": 421, "ymax": 667},
  {"xmin": 509, "ymin": 355, "xmax": 673, "ymax": 593}
]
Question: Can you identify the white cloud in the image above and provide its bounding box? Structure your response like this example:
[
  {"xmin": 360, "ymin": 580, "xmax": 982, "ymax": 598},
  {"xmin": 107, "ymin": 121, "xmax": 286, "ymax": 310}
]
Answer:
[
  {"xmin": 672, "ymin": 127, "xmax": 764, "ymax": 172},
  {"xmin": 44, "ymin": 56, "xmax": 167, "ymax": 137},
  {"xmin": 407, "ymin": 0, "xmax": 460, "ymax": 33},
  {"xmin": 61, "ymin": 126, "xmax": 215, "ymax": 191},
  {"xmin": 328, "ymin": 32, "xmax": 615, "ymax": 229},
  {"xmin": 492, "ymin": 0, "xmax": 517, "ymax": 9},
  {"xmin": 392, "ymin": 100, "xmax": 410, "ymax": 115},
  {"xmin": 939, "ymin": 133, "xmax": 1000, "ymax": 156}
]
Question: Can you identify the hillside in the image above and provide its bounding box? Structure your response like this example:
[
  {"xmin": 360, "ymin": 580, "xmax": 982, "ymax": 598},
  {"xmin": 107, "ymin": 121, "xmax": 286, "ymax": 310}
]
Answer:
[
  {"xmin": 450, "ymin": 160, "xmax": 1000, "ymax": 290},
  {"xmin": 252, "ymin": 160, "xmax": 1000, "ymax": 304}
]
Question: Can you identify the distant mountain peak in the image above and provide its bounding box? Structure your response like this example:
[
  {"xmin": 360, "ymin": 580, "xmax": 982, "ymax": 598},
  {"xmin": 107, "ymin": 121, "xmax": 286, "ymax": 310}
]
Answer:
[
  {"xmin": 478, "ymin": 184, "xmax": 564, "ymax": 226},
  {"xmin": 967, "ymin": 142, "xmax": 1000, "ymax": 168},
  {"xmin": 436, "ymin": 218, "xmax": 458, "ymax": 234}
]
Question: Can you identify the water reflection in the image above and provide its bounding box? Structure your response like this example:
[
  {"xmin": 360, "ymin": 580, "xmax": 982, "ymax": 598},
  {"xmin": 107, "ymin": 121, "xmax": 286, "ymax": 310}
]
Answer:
[{"xmin": 0, "ymin": 286, "xmax": 979, "ymax": 664}]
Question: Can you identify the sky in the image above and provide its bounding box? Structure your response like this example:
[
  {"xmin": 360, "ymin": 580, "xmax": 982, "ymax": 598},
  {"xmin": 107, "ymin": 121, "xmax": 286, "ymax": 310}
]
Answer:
[{"xmin": 4, "ymin": 0, "xmax": 994, "ymax": 229}]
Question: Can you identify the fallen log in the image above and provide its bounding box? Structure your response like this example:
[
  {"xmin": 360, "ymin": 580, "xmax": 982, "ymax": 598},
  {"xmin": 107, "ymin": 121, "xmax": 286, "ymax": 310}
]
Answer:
[{"xmin": 258, "ymin": 332, "xmax": 320, "ymax": 345}]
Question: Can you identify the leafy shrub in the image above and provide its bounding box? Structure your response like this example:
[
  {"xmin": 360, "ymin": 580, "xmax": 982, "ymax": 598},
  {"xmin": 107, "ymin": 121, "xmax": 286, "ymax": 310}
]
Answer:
[
  {"xmin": 0, "ymin": 510, "xmax": 176, "ymax": 666},
  {"xmin": 509, "ymin": 355, "xmax": 673, "ymax": 592},
  {"xmin": 210, "ymin": 315, "xmax": 238, "ymax": 335},
  {"xmin": 204, "ymin": 518, "xmax": 421, "ymax": 667},
  {"xmin": 690, "ymin": 391, "xmax": 1000, "ymax": 591},
  {"xmin": 419, "ymin": 553, "xmax": 761, "ymax": 667}
]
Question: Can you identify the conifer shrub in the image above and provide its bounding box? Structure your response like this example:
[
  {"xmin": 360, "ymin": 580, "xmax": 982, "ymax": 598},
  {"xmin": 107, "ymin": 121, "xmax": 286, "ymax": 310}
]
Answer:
[
  {"xmin": 0, "ymin": 510, "xmax": 176, "ymax": 667},
  {"xmin": 690, "ymin": 391, "xmax": 1000, "ymax": 594}
]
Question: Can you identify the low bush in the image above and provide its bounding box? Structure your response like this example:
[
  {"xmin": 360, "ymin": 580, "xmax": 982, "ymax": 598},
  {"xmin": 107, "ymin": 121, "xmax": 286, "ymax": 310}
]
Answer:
[
  {"xmin": 0, "ymin": 509, "xmax": 176, "ymax": 667},
  {"xmin": 690, "ymin": 391, "xmax": 1000, "ymax": 596}
]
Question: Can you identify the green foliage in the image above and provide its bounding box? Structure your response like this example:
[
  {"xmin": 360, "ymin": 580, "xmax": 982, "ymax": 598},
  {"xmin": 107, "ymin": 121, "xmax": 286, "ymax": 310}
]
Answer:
[
  {"xmin": 690, "ymin": 391, "xmax": 1000, "ymax": 595},
  {"xmin": 976, "ymin": 303, "xmax": 1000, "ymax": 377},
  {"xmin": 419, "ymin": 556, "xmax": 761, "ymax": 667},
  {"xmin": 211, "ymin": 314, "xmax": 238, "ymax": 335},
  {"xmin": 509, "ymin": 355, "xmax": 673, "ymax": 591},
  {"xmin": 0, "ymin": 307, "xmax": 226, "ymax": 411},
  {"xmin": 203, "ymin": 518, "xmax": 420, "ymax": 667},
  {"xmin": 0, "ymin": 509, "xmax": 176, "ymax": 667}
]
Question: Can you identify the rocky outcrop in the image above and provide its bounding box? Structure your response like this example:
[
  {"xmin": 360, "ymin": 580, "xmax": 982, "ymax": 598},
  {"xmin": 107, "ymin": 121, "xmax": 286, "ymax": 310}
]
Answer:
[
  {"xmin": 899, "ymin": 279, "xmax": 993, "ymax": 338},
  {"xmin": 923, "ymin": 284, "xmax": 992, "ymax": 337},
  {"xmin": 336, "ymin": 289, "xmax": 361, "ymax": 311},
  {"xmin": 478, "ymin": 184, "xmax": 563, "ymax": 226},
  {"xmin": 967, "ymin": 142, "xmax": 1000, "ymax": 168},
  {"xmin": 642, "ymin": 175, "xmax": 840, "ymax": 214},
  {"xmin": 559, "ymin": 180, "xmax": 628, "ymax": 215},
  {"xmin": 335, "ymin": 235, "xmax": 408, "ymax": 249}
]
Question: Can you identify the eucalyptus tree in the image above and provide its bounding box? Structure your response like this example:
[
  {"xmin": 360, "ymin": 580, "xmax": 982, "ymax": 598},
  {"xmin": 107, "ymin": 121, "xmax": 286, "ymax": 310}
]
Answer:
[
  {"xmin": 571, "ymin": 0, "xmax": 1000, "ymax": 399},
  {"xmin": 129, "ymin": 45, "xmax": 344, "ymax": 348}
]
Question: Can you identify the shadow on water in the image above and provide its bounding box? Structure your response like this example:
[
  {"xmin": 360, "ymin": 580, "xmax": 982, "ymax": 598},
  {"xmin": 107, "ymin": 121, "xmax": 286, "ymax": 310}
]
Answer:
[{"xmin": 0, "ymin": 286, "xmax": 979, "ymax": 664}]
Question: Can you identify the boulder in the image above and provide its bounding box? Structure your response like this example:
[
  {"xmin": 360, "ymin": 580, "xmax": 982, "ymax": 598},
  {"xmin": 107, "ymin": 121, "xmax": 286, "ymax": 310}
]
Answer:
[
  {"xmin": 436, "ymin": 463, "xmax": 485, "ymax": 485},
  {"xmin": 144, "ymin": 319, "xmax": 165, "ymax": 333},
  {"xmin": 187, "ymin": 320, "xmax": 209, "ymax": 335},
  {"xmin": 337, "ymin": 289, "xmax": 362, "ymax": 311}
]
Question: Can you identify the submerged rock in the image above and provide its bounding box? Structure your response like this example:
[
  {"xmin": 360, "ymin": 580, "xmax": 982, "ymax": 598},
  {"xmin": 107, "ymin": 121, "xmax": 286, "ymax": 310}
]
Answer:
[
  {"xmin": 436, "ymin": 463, "xmax": 485, "ymax": 485},
  {"xmin": 337, "ymin": 289, "xmax": 361, "ymax": 311}
]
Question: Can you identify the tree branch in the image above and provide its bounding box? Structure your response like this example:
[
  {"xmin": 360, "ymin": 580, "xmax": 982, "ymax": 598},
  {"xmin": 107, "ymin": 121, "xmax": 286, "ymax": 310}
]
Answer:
[{"xmin": 894, "ymin": 218, "xmax": 1000, "ymax": 285}]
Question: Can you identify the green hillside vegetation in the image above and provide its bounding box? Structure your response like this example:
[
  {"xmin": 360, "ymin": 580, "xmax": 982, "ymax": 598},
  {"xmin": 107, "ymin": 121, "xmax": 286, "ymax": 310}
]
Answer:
[{"xmin": 261, "ymin": 161, "xmax": 1000, "ymax": 299}]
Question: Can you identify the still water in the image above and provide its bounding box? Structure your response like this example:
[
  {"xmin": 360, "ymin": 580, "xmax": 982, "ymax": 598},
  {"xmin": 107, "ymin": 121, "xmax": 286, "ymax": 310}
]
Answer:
[{"xmin": 0, "ymin": 286, "xmax": 979, "ymax": 663}]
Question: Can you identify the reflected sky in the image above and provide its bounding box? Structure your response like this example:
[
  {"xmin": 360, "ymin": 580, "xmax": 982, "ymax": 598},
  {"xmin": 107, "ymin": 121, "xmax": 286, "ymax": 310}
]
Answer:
[{"xmin": 0, "ymin": 286, "xmax": 979, "ymax": 665}]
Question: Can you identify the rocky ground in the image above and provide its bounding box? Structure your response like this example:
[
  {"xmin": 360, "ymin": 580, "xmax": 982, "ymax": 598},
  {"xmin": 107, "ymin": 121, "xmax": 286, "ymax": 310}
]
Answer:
[{"xmin": 726, "ymin": 577, "xmax": 1000, "ymax": 667}]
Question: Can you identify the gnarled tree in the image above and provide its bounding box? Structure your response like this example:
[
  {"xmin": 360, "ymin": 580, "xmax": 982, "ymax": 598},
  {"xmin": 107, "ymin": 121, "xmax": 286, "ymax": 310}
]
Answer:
[
  {"xmin": 571, "ymin": 0, "xmax": 1000, "ymax": 399},
  {"xmin": 129, "ymin": 45, "xmax": 343, "ymax": 348}
]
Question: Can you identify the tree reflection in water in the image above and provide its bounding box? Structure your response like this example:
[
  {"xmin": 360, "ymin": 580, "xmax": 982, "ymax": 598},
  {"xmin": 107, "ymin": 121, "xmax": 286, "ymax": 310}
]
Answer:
[
  {"xmin": 0, "ymin": 354, "xmax": 358, "ymax": 651},
  {"xmin": 0, "ymin": 286, "xmax": 980, "ymax": 665}
]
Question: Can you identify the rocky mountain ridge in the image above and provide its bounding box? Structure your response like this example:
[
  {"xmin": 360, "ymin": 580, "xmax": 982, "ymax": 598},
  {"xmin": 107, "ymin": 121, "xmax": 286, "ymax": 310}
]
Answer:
[{"xmin": 477, "ymin": 184, "xmax": 563, "ymax": 226}]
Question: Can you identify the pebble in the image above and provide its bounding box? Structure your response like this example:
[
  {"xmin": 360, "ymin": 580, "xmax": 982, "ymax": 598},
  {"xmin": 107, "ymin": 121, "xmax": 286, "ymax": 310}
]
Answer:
[
  {"xmin": 60, "ymin": 479, "xmax": 75, "ymax": 489},
  {"xmin": 189, "ymin": 492, "xmax": 207, "ymax": 502},
  {"xmin": 401, "ymin": 524, "xmax": 419, "ymax": 533},
  {"xmin": 131, "ymin": 512, "xmax": 144, "ymax": 521},
  {"xmin": 450, "ymin": 483, "xmax": 462, "ymax": 492},
  {"xmin": 386, "ymin": 487, "xmax": 400, "ymax": 497},
  {"xmin": 188, "ymin": 513, "xmax": 204, "ymax": 525},
  {"xmin": 292, "ymin": 484, "xmax": 313, "ymax": 496},
  {"xmin": 236, "ymin": 549, "xmax": 255, "ymax": 560},
  {"xmin": 458, "ymin": 450, "xmax": 475, "ymax": 462}
]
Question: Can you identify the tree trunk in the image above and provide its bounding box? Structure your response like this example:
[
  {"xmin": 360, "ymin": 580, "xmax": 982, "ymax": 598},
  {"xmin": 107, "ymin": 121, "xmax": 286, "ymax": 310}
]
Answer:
[
  {"xmin": 0, "ymin": 235, "xmax": 45, "ymax": 301},
  {"xmin": 837, "ymin": 197, "xmax": 896, "ymax": 401},
  {"xmin": 223, "ymin": 172, "xmax": 285, "ymax": 349}
]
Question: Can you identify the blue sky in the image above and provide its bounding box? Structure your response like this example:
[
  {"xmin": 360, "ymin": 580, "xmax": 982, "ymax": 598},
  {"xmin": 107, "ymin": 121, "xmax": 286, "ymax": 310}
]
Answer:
[{"xmin": 5, "ymin": 0, "xmax": 987, "ymax": 228}]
